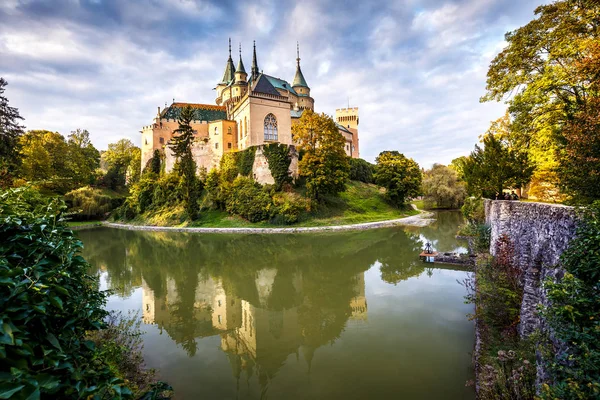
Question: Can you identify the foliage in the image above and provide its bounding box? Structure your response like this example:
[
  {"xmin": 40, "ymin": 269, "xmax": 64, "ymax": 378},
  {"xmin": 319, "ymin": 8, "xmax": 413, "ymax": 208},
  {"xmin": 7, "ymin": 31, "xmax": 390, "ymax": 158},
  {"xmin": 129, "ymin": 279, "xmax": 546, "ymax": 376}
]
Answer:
[
  {"xmin": 374, "ymin": 151, "xmax": 422, "ymax": 207},
  {"xmin": 422, "ymin": 164, "xmax": 467, "ymax": 209},
  {"xmin": 102, "ymin": 139, "xmax": 138, "ymax": 190},
  {"xmin": 169, "ymin": 105, "xmax": 200, "ymax": 220},
  {"xmin": 144, "ymin": 150, "xmax": 162, "ymax": 176},
  {"xmin": 461, "ymin": 122, "xmax": 534, "ymax": 198},
  {"xmin": 465, "ymin": 235, "xmax": 534, "ymax": 399},
  {"xmin": 272, "ymin": 191, "xmax": 311, "ymax": 224},
  {"xmin": 64, "ymin": 186, "xmax": 120, "ymax": 220},
  {"xmin": 349, "ymin": 158, "xmax": 374, "ymax": 184},
  {"xmin": 87, "ymin": 312, "xmax": 172, "ymax": 399},
  {"xmin": 461, "ymin": 197, "xmax": 485, "ymax": 225},
  {"xmin": 293, "ymin": 109, "xmax": 349, "ymax": 200},
  {"xmin": 236, "ymin": 146, "xmax": 256, "ymax": 177},
  {"xmin": 481, "ymin": 1, "xmax": 600, "ymax": 202},
  {"xmin": 0, "ymin": 78, "xmax": 25, "ymax": 187},
  {"xmin": 224, "ymin": 176, "xmax": 272, "ymax": 222},
  {"xmin": 263, "ymin": 143, "xmax": 292, "ymax": 190},
  {"xmin": 127, "ymin": 147, "xmax": 142, "ymax": 185},
  {"xmin": 66, "ymin": 129, "xmax": 101, "ymax": 187},
  {"xmin": 540, "ymin": 202, "xmax": 600, "ymax": 399},
  {"xmin": 0, "ymin": 186, "xmax": 167, "ymax": 399}
]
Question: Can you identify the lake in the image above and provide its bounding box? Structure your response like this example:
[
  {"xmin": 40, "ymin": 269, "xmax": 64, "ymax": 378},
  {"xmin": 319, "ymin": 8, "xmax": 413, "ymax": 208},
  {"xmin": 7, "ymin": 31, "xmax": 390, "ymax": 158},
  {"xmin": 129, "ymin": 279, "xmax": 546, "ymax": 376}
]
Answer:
[{"xmin": 78, "ymin": 211, "xmax": 475, "ymax": 400}]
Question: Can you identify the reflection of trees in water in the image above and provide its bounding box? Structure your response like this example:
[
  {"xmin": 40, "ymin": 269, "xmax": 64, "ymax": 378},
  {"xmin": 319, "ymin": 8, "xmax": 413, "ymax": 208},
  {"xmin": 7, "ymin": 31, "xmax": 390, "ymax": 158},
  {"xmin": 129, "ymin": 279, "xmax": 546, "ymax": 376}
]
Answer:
[{"xmin": 406, "ymin": 210, "xmax": 467, "ymax": 253}]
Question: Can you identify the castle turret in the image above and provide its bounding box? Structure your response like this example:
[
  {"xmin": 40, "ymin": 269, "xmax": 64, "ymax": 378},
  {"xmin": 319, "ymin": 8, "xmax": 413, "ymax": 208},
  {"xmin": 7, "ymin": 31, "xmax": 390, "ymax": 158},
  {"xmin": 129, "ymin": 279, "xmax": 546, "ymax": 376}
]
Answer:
[
  {"xmin": 216, "ymin": 38, "xmax": 236, "ymax": 105},
  {"xmin": 235, "ymin": 43, "xmax": 247, "ymax": 83},
  {"xmin": 292, "ymin": 43, "xmax": 314, "ymax": 110}
]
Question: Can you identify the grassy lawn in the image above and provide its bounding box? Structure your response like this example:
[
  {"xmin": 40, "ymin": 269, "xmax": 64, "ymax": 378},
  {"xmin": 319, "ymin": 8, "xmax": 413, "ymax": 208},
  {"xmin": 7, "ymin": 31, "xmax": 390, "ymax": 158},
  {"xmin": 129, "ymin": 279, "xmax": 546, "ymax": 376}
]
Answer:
[
  {"xmin": 123, "ymin": 181, "xmax": 420, "ymax": 228},
  {"xmin": 66, "ymin": 220, "xmax": 102, "ymax": 227}
]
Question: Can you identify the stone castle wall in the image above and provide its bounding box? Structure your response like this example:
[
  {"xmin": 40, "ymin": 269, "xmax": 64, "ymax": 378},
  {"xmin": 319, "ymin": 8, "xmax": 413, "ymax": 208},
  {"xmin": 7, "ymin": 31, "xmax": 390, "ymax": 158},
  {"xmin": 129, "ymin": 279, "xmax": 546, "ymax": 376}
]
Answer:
[
  {"xmin": 484, "ymin": 200, "xmax": 578, "ymax": 336},
  {"xmin": 252, "ymin": 145, "xmax": 299, "ymax": 185}
]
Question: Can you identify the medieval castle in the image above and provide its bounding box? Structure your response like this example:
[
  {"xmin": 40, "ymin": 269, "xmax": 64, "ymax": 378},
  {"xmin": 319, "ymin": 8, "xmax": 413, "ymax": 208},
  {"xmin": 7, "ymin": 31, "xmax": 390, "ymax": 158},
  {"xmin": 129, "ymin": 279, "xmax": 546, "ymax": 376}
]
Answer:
[{"xmin": 141, "ymin": 40, "xmax": 359, "ymax": 183}]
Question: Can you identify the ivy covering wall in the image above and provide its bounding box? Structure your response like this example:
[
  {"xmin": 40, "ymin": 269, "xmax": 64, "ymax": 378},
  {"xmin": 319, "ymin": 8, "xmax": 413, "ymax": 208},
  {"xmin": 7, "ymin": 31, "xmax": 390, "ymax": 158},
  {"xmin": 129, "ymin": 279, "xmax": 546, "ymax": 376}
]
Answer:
[{"xmin": 262, "ymin": 143, "xmax": 292, "ymax": 190}]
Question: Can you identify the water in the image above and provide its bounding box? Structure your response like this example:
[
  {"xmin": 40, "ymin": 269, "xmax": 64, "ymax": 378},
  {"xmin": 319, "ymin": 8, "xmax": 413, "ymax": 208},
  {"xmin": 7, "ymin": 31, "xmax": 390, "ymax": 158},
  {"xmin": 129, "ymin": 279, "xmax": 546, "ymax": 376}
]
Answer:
[{"xmin": 78, "ymin": 211, "xmax": 474, "ymax": 399}]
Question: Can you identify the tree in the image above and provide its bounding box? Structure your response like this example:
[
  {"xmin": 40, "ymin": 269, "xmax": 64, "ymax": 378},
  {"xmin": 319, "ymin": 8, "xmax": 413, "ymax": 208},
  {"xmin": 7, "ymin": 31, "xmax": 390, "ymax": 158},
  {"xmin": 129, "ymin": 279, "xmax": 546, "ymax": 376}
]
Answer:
[
  {"xmin": 102, "ymin": 139, "xmax": 137, "ymax": 189},
  {"xmin": 481, "ymin": 1, "xmax": 600, "ymax": 201},
  {"xmin": 0, "ymin": 78, "xmax": 25, "ymax": 186},
  {"xmin": 143, "ymin": 149, "xmax": 162, "ymax": 175},
  {"xmin": 374, "ymin": 151, "xmax": 422, "ymax": 206},
  {"xmin": 169, "ymin": 105, "xmax": 199, "ymax": 219},
  {"xmin": 126, "ymin": 147, "xmax": 141, "ymax": 184},
  {"xmin": 19, "ymin": 130, "xmax": 69, "ymax": 182},
  {"xmin": 349, "ymin": 158, "xmax": 374, "ymax": 183},
  {"xmin": 67, "ymin": 129, "xmax": 100, "ymax": 186},
  {"xmin": 422, "ymin": 164, "xmax": 467, "ymax": 209},
  {"xmin": 292, "ymin": 109, "xmax": 349, "ymax": 200}
]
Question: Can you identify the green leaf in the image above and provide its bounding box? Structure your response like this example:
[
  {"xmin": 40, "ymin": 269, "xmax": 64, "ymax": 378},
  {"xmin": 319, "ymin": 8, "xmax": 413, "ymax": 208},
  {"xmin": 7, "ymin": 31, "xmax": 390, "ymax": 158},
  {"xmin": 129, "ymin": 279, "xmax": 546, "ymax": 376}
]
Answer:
[
  {"xmin": 0, "ymin": 383, "xmax": 25, "ymax": 399},
  {"xmin": 34, "ymin": 374, "xmax": 60, "ymax": 391},
  {"xmin": 48, "ymin": 296, "xmax": 63, "ymax": 310},
  {"xmin": 46, "ymin": 333, "xmax": 61, "ymax": 351}
]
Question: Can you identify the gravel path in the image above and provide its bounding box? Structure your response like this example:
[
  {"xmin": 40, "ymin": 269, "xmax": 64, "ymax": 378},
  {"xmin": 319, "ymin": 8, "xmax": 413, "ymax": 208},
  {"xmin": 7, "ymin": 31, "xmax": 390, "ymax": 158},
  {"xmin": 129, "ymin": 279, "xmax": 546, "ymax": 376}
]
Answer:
[{"xmin": 99, "ymin": 212, "xmax": 435, "ymax": 234}]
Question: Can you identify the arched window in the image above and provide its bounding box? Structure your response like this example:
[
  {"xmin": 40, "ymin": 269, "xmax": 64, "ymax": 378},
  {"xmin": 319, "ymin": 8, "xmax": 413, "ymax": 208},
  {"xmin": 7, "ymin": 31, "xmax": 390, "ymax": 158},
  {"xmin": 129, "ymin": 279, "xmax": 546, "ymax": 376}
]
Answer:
[
  {"xmin": 244, "ymin": 117, "xmax": 248, "ymax": 137},
  {"xmin": 214, "ymin": 126, "xmax": 218, "ymax": 135},
  {"xmin": 264, "ymin": 113, "xmax": 278, "ymax": 141}
]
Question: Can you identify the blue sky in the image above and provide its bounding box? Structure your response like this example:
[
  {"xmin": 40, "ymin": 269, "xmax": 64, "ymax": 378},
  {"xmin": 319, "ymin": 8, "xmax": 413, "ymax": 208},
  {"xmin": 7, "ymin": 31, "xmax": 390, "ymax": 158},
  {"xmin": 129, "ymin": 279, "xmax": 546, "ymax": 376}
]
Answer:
[{"xmin": 0, "ymin": 0, "xmax": 545, "ymax": 167}]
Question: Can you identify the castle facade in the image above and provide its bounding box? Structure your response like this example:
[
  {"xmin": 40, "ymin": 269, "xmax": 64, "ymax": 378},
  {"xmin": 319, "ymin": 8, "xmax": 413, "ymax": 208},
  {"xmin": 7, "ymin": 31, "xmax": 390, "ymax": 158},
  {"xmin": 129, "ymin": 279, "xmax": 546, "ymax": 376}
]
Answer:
[{"xmin": 141, "ymin": 41, "xmax": 359, "ymax": 177}]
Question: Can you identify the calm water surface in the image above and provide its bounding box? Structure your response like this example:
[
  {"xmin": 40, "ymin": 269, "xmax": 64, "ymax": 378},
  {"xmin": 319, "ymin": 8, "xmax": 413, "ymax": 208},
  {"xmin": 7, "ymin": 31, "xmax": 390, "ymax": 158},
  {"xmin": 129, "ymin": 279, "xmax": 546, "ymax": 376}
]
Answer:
[{"xmin": 78, "ymin": 211, "xmax": 475, "ymax": 400}]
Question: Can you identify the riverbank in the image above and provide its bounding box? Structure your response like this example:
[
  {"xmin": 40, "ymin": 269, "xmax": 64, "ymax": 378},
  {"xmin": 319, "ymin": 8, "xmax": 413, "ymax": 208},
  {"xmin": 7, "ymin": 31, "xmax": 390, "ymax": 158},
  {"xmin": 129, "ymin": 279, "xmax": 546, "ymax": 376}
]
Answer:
[{"xmin": 101, "ymin": 211, "xmax": 434, "ymax": 233}]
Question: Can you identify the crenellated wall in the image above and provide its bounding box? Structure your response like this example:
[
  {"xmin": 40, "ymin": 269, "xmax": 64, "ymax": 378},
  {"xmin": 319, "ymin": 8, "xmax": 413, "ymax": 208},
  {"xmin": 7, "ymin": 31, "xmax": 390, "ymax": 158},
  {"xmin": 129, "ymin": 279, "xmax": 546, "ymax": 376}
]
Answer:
[{"xmin": 484, "ymin": 200, "xmax": 578, "ymax": 336}]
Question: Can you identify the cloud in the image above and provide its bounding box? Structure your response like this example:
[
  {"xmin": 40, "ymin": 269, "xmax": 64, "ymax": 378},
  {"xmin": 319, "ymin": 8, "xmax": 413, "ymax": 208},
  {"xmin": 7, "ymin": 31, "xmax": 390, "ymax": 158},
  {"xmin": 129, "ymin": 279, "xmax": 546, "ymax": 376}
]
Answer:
[{"xmin": 0, "ymin": 0, "xmax": 545, "ymax": 167}]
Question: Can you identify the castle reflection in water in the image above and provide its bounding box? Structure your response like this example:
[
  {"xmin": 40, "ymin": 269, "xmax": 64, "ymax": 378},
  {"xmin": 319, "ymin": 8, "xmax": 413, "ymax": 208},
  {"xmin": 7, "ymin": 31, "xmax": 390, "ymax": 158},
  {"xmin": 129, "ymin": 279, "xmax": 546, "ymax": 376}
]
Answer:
[{"xmin": 141, "ymin": 270, "xmax": 367, "ymax": 378}]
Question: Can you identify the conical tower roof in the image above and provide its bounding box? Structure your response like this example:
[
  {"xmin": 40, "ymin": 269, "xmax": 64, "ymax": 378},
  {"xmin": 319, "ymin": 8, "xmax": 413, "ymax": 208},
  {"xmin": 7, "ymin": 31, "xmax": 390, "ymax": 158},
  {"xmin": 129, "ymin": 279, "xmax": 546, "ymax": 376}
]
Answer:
[
  {"xmin": 236, "ymin": 43, "xmax": 246, "ymax": 74},
  {"xmin": 292, "ymin": 42, "xmax": 308, "ymax": 88},
  {"xmin": 220, "ymin": 38, "xmax": 235, "ymax": 85},
  {"xmin": 251, "ymin": 40, "xmax": 259, "ymax": 81}
]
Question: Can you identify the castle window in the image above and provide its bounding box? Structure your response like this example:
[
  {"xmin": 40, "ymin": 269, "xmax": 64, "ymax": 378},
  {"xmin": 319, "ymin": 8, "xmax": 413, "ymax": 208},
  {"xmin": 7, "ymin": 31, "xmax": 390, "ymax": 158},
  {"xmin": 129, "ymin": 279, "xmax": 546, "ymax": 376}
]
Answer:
[
  {"xmin": 264, "ymin": 113, "xmax": 278, "ymax": 141},
  {"xmin": 228, "ymin": 142, "xmax": 232, "ymax": 149},
  {"xmin": 159, "ymin": 137, "xmax": 164, "ymax": 144},
  {"xmin": 244, "ymin": 117, "xmax": 248, "ymax": 137},
  {"xmin": 227, "ymin": 127, "xmax": 232, "ymax": 135},
  {"xmin": 214, "ymin": 127, "xmax": 218, "ymax": 135},
  {"xmin": 215, "ymin": 143, "xmax": 219, "ymax": 149}
]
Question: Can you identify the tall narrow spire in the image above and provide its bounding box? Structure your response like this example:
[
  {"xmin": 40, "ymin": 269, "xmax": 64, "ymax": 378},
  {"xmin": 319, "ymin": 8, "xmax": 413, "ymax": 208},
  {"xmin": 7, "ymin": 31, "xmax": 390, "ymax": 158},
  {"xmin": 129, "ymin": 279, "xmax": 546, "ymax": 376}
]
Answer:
[
  {"xmin": 236, "ymin": 42, "xmax": 246, "ymax": 74},
  {"xmin": 292, "ymin": 42, "xmax": 308, "ymax": 88},
  {"xmin": 251, "ymin": 40, "xmax": 259, "ymax": 81},
  {"xmin": 220, "ymin": 38, "xmax": 235, "ymax": 85}
]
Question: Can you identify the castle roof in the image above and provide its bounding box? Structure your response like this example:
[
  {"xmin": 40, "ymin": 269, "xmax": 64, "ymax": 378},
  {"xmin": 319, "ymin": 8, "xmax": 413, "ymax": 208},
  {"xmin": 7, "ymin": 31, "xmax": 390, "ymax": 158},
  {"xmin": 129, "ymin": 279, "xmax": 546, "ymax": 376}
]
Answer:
[
  {"xmin": 293, "ymin": 43, "xmax": 309, "ymax": 88},
  {"xmin": 161, "ymin": 103, "xmax": 227, "ymax": 121},
  {"xmin": 335, "ymin": 122, "xmax": 353, "ymax": 134},
  {"xmin": 252, "ymin": 74, "xmax": 282, "ymax": 97},
  {"xmin": 265, "ymin": 75, "xmax": 298, "ymax": 96}
]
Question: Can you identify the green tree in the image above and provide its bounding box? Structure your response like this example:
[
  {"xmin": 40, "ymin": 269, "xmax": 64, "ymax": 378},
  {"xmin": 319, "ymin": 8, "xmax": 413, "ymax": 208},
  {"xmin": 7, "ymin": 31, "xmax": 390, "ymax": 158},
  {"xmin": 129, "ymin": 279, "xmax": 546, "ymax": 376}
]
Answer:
[
  {"xmin": 422, "ymin": 164, "xmax": 467, "ymax": 209},
  {"xmin": 374, "ymin": 151, "xmax": 422, "ymax": 207},
  {"xmin": 19, "ymin": 130, "xmax": 70, "ymax": 182},
  {"xmin": 292, "ymin": 109, "xmax": 349, "ymax": 200},
  {"xmin": 102, "ymin": 139, "xmax": 137, "ymax": 189},
  {"xmin": 126, "ymin": 147, "xmax": 141, "ymax": 184},
  {"xmin": 169, "ymin": 105, "xmax": 199, "ymax": 220},
  {"xmin": 143, "ymin": 149, "xmax": 162, "ymax": 175},
  {"xmin": 67, "ymin": 129, "xmax": 100, "ymax": 186},
  {"xmin": 481, "ymin": 1, "xmax": 600, "ymax": 201},
  {"xmin": 349, "ymin": 158, "xmax": 374, "ymax": 183},
  {"xmin": 0, "ymin": 78, "xmax": 24, "ymax": 187}
]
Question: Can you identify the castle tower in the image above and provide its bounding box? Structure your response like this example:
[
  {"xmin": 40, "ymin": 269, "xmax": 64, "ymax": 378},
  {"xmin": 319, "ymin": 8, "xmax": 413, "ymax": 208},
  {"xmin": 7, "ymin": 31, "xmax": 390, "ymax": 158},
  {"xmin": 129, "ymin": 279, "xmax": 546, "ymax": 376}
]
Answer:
[
  {"xmin": 335, "ymin": 107, "xmax": 360, "ymax": 158},
  {"xmin": 292, "ymin": 43, "xmax": 314, "ymax": 111},
  {"xmin": 216, "ymin": 38, "xmax": 236, "ymax": 105},
  {"xmin": 234, "ymin": 43, "xmax": 247, "ymax": 83}
]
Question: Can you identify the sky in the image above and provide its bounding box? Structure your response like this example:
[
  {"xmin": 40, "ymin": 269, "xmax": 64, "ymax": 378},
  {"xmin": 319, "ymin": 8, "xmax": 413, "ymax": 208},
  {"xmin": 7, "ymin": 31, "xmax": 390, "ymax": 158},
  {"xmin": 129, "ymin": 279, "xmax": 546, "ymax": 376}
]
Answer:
[{"xmin": 0, "ymin": 0, "xmax": 546, "ymax": 167}]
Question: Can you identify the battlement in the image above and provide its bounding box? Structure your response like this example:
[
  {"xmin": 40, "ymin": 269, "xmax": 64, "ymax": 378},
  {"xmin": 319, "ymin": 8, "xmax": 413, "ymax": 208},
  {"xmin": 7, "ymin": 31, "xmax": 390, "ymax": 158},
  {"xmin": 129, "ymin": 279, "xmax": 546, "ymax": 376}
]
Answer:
[
  {"xmin": 335, "ymin": 107, "xmax": 359, "ymax": 112},
  {"xmin": 335, "ymin": 107, "xmax": 359, "ymax": 128}
]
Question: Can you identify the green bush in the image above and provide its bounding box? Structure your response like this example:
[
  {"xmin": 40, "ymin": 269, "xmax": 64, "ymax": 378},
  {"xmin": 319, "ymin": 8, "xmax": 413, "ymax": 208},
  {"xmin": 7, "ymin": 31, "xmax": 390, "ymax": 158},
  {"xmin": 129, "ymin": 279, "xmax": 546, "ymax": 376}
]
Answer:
[
  {"xmin": 461, "ymin": 197, "xmax": 485, "ymax": 225},
  {"xmin": 236, "ymin": 147, "xmax": 256, "ymax": 177},
  {"xmin": 349, "ymin": 158, "xmax": 374, "ymax": 184},
  {"xmin": 263, "ymin": 143, "xmax": 292, "ymax": 190},
  {"xmin": 225, "ymin": 176, "xmax": 272, "ymax": 222},
  {"xmin": 0, "ymin": 187, "xmax": 169, "ymax": 399},
  {"xmin": 272, "ymin": 192, "xmax": 311, "ymax": 224},
  {"xmin": 64, "ymin": 186, "xmax": 114, "ymax": 220},
  {"xmin": 152, "ymin": 173, "xmax": 183, "ymax": 209}
]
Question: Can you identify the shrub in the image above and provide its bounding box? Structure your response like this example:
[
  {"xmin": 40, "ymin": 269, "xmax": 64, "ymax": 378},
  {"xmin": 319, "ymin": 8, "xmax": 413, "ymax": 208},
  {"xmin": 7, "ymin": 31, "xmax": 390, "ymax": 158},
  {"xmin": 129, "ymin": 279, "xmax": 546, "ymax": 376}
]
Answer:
[
  {"xmin": 272, "ymin": 192, "xmax": 311, "ymax": 224},
  {"xmin": 64, "ymin": 186, "xmax": 114, "ymax": 220},
  {"xmin": 152, "ymin": 173, "xmax": 182, "ymax": 209},
  {"xmin": 225, "ymin": 176, "xmax": 272, "ymax": 222},
  {"xmin": 349, "ymin": 158, "xmax": 374, "ymax": 183},
  {"xmin": 236, "ymin": 147, "xmax": 256, "ymax": 177},
  {"xmin": 462, "ymin": 197, "xmax": 485, "ymax": 225},
  {"xmin": 263, "ymin": 143, "xmax": 292, "ymax": 190},
  {"xmin": 0, "ymin": 187, "xmax": 170, "ymax": 398}
]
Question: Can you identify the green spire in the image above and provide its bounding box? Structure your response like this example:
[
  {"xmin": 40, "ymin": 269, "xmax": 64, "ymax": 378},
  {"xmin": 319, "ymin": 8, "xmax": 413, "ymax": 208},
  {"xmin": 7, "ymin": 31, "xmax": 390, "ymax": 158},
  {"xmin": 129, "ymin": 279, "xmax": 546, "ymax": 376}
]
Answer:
[
  {"xmin": 220, "ymin": 38, "xmax": 235, "ymax": 84},
  {"xmin": 292, "ymin": 42, "xmax": 308, "ymax": 88},
  {"xmin": 236, "ymin": 43, "xmax": 246, "ymax": 74}
]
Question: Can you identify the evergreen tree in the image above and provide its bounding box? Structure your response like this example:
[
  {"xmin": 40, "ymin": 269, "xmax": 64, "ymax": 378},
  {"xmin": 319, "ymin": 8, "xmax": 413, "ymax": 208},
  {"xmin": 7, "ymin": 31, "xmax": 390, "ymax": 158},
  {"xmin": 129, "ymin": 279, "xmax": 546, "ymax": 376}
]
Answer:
[
  {"xmin": 0, "ymin": 78, "xmax": 25, "ymax": 186},
  {"xmin": 169, "ymin": 105, "xmax": 199, "ymax": 219}
]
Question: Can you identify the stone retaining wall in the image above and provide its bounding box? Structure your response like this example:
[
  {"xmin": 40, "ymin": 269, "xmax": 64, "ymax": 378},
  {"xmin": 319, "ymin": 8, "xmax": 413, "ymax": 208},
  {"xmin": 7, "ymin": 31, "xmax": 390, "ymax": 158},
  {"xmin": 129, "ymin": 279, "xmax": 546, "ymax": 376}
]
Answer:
[{"xmin": 484, "ymin": 200, "xmax": 578, "ymax": 337}]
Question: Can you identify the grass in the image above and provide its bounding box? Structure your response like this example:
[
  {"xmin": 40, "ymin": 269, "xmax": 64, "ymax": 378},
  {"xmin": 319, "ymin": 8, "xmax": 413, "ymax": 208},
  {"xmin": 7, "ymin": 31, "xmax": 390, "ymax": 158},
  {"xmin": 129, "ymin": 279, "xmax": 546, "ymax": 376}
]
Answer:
[
  {"xmin": 66, "ymin": 220, "xmax": 102, "ymax": 227},
  {"xmin": 411, "ymin": 199, "xmax": 460, "ymax": 211},
  {"xmin": 121, "ymin": 181, "xmax": 420, "ymax": 228}
]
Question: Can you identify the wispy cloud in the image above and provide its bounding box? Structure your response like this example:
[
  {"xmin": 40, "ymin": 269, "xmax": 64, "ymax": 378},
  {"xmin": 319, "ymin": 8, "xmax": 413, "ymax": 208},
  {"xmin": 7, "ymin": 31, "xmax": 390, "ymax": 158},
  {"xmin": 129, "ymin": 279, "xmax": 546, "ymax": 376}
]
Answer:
[{"xmin": 0, "ymin": 0, "xmax": 544, "ymax": 166}]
